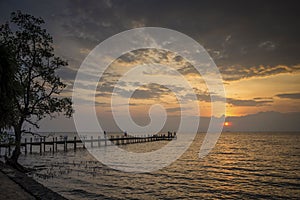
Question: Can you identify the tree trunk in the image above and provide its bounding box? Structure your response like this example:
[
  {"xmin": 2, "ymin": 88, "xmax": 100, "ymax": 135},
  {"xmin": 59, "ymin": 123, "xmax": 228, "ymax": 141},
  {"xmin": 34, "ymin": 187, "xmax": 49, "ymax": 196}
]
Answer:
[
  {"xmin": 11, "ymin": 124, "xmax": 21, "ymax": 162},
  {"xmin": 6, "ymin": 120, "xmax": 28, "ymax": 172}
]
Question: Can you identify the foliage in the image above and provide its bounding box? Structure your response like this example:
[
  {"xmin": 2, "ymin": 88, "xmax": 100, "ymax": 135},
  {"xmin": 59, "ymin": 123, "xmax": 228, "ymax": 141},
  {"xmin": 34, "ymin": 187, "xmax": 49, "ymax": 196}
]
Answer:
[{"xmin": 0, "ymin": 44, "xmax": 18, "ymax": 130}]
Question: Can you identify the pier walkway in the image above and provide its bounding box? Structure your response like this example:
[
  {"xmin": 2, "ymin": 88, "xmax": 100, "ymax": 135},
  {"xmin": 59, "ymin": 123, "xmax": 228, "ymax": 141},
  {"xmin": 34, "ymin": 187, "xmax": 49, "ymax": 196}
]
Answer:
[{"xmin": 0, "ymin": 133, "xmax": 176, "ymax": 155}]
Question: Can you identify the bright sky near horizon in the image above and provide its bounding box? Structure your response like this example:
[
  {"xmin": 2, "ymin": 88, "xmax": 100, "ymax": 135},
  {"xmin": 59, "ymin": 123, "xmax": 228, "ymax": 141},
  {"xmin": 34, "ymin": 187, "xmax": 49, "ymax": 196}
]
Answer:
[{"xmin": 1, "ymin": 0, "xmax": 299, "ymax": 132}]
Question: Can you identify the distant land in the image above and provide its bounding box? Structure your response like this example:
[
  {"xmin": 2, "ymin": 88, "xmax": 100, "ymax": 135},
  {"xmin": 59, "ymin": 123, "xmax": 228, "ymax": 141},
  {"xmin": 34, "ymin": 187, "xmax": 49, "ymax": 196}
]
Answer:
[{"xmin": 225, "ymin": 111, "xmax": 300, "ymax": 132}]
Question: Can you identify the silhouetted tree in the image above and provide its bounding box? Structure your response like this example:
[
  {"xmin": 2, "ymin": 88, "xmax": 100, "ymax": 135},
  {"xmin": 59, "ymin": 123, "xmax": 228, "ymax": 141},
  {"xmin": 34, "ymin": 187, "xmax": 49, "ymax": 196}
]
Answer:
[
  {"xmin": 0, "ymin": 11, "xmax": 73, "ymax": 171},
  {"xmin": 0, "ymin": 44, "xmax": 18, "ymax": 130}
]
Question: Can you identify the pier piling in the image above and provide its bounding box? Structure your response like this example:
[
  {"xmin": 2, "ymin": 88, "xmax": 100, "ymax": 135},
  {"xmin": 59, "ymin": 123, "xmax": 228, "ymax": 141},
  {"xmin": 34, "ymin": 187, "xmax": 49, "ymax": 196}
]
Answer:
[
  {"xmin": 24, "ymin": 138, "xmax": 27, "ymax": 155},
  {"xmin": 39, "ymin": 138, "xmax": 42, "ymax": 154},
  {"xmin": 30, "ymin": 138, "xmax": 32, "ymax": 154},
  {"xmin": 52, "ymin": 138, "xmax": 55, "ymax": 153},
  {"xmin": 74, "ymin": 137, "xmax": 77, "ymax": 152}
]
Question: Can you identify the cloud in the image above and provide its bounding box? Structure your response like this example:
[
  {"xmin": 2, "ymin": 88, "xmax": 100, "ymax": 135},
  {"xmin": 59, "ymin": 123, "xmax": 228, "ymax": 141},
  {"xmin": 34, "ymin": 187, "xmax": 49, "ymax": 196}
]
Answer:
[
  {"xmin": 276, "ymin": 93, "xmax": 300, "ymax": 100},
  {"xmin": 227, "ymin": 98, "xmax": 272, "ymax": 107},
  {"xmin": 131, "ymin": 83, "xmax": 170, "ymax": 99},
  {"xmin": 4, "ymin": 1, "xmax": 298, "ymax": 84},
  {"xmin": 37, "ymin": 0, "xmax": 299, "ymax": 69},
  {"xmin": 166, "ymin": 107, "xmax": 189, "ymax": 113},
  {"xmin": 177, "ymin": 63, "xmax": 197, "ymax": 75},
  {"xmin": 177, "ymin": 60, "xmax": 300, "ymax": 81},
  {"xmin": 131, "ymin": 89, "xmax": 159, "ymax": 99},
  {"xmin": 2, "ymin": 0, "xmax": 300, "ymax": 70},
  {"xmin": 258, "ymin": 41, "xmax": 276, "ymax": 51},
  {"xmin": 97, "ymin": 81, "xmax": 171, "ymax": 100},
  {"xmin": 3, "ymin": 1, "xmax": 299, "ymax": 102},
  {"xmin": 219, "ymin": 64, "xmax": 300, "ymax": 81},
  {"xmin": 192, "ymin": 88, "xmax": 272, "ymax": 106}
]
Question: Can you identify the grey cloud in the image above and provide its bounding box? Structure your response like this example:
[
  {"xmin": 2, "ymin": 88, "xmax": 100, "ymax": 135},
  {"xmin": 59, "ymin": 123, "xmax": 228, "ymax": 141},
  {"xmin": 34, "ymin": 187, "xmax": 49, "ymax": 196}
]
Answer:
[
  {"xmin": 173, "ymin": 55, "xmax": 183, "ymax": 62},
  {"xmin": 131, "ymin": 83, "xmax": 170, "ymax": 99},
  {"xmin": 142, "ymin": 67, "xmax": 179, "ymax": 76},
  {"xmin": 192, "ymin": 89, "xmax": 272, "ymax": 106},
  {"xmin": 131, "ymin": 89, "xmax": 159, "ymax": 99},
  {"xmin": 2, "ymin": 0, "xmax": 299, "ymax": 88},
  {"xmin": 276, "ymin": 93, "xmax": 300, "ymax": 100},
  {"xmin": 7, "ymin": 1, "xmax": 300, "ymax": 63},
  {"xmin": 227, "ymin": 98, "xmax": 272, "ymax": 107},
  {"xmin": 176, "ymin": 63, "xmax": 297, "ymax": 82},
  {"xmin": 107, "ymin": 83, "xmax": 172, "ymax": 99},
  {"xmin": 118, "ymin": 52, "xmax": 137, "ymax": 63},
  {"xmin": 59, "ymin": 0, "xmax": 300, "ymax": 68},
  {"xmin": 95, "ymin": 92, "xmax": 111, "ymax": 98},
  {"xmin": 219, "ymin": 64, "xmax": 300, "ymax": 81},
  {"xmin": 117, "ymin": 49, "xmax": 173, "ymax": 65},
  {"xmin": 95, "ymin": 101, "xmax": 109, "ymax": 106},
  {"xmin": 258, "ymin": 41, "xmax": 276, "ymax": 51},
  {"xmin": 253, "ymin": 97, "xmax": 273, "ymax": 100},
  {"xmin": 166, "ymin": 107, "xmax": 189, "ymax": 113},
  {"xmin": 177, "ymin": 63, "xmax": 197, "ymax": 75},
  {"xmin": 96, "ymin": 80, "xmax": 118, "ymax": 97}
]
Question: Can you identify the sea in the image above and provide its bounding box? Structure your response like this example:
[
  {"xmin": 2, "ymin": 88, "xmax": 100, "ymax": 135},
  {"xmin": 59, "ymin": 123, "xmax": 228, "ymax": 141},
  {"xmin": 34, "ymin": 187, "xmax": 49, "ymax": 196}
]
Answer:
[{"xmin": 5, "ymin": 132, "xmax": 300, "ymax": 199}]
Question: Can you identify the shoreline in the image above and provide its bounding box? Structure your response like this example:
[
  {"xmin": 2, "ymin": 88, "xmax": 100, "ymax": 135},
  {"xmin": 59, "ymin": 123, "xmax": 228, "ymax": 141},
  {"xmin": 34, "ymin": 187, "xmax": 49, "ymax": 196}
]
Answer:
[{"xmin": 0, "ymin": 161, "xmax": 67, "ymax": 200}]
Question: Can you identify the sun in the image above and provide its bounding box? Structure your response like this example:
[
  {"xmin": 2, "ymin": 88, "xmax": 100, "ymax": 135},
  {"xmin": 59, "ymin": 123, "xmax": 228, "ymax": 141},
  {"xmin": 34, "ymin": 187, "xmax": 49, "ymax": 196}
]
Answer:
[{"xmin": 224, "ymin": 122, "xmax": 231, "ymax": 126}]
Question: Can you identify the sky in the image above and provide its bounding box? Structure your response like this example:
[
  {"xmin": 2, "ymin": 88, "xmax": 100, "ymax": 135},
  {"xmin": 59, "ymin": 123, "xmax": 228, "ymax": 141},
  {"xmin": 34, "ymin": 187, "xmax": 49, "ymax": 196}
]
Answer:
[{"xmin": 0, "ymin": 0, "xmax": 299, "ymax": 132}]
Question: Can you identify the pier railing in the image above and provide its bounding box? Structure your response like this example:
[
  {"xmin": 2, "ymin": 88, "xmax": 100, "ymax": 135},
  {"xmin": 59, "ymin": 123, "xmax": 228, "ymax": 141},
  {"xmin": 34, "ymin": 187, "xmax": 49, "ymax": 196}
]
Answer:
[{"xmin": 0, "ymin": 133, "xmax": 176, "ymax": 156}]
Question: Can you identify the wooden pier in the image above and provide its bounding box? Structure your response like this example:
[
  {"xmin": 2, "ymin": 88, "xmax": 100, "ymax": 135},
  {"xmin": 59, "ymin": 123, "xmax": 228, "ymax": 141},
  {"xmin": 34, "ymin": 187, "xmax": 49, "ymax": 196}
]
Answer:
[{"xmin": 0, "ymin": 133, "xmax": 176, "ymax": 155}]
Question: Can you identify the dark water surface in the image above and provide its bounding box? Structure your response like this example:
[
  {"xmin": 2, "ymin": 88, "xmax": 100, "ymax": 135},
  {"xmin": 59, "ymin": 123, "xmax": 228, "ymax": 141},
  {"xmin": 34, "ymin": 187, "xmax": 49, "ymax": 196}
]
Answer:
[{"xmin": 19, "ymin": 132, "xmax": 300, "ymax": 199}]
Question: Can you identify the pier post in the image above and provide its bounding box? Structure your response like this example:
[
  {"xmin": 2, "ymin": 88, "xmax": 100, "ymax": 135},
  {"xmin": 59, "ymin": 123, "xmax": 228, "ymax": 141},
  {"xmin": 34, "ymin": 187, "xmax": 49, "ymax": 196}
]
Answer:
[
  {"xmin": 91, "ymin": 136, "xmax": 93, "ymax": 148},
  {"xmin": 64, "ymin": 137, "xmax": 67, "ymax": 152},
  {"xmin": 66, "ymin": 137, "xmax": 68, "ymax": 151},
  {"xmin": 43, "ymin": 137, "xmax": 46, "ymax": 152},
  {"xmin": 74, "ymin": 137, "xmax": 77, "ymax": 151},
  {"xmin": 52, "ymin": 138, "xmax": 55, "ymax": 153},
  {"xmin": 30, "ymin": 138, "xmax": 32, "ymax": 154},
  {"xmin": 40, "ymin": 138, "xmax": 42, "ymax": 154},
  {"xmin": 55, "ymin": 137, "xmax": 58, "ymax": 152},
  {"xmin": 24, "ymin": 138, "xmax": 27, "ymax": 155},
  {"xmin": 82, "ymin": 136, "xmax": 86, "ymax": 148},
  {"xmin": 98, "ymin": 136, "xmax": 100, "ymax": 147}
]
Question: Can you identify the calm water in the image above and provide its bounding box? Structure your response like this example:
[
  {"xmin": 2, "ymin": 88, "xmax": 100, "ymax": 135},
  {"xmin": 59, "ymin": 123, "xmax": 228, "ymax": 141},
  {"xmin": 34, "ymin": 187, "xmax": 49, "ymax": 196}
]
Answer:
[{"xmin": 19, "ymin": 132, "xmax": 300, "ymax": 199}]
